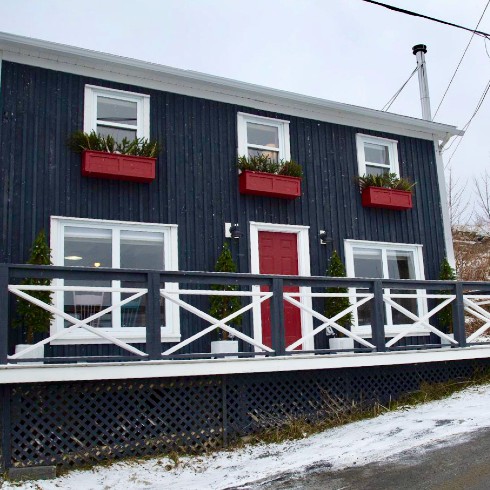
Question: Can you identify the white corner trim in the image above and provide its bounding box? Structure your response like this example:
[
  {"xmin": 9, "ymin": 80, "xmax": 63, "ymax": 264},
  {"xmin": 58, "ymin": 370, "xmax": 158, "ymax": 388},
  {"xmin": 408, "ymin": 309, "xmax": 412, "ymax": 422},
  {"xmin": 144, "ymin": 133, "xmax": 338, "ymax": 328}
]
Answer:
[
  {"xmin": 249, "ymin": 222, "xmax": 313, "ymax": 350},
  {"xmin": 433, "ymin": 138, "xmax": 455, "ymax": 267},
  {"xmin": 0, "ymin": 33, "xmax": 462, "ymax": 141},
  {"xmin": 3, "ymin": 345, "xmax": 490, "ymax": 384}
]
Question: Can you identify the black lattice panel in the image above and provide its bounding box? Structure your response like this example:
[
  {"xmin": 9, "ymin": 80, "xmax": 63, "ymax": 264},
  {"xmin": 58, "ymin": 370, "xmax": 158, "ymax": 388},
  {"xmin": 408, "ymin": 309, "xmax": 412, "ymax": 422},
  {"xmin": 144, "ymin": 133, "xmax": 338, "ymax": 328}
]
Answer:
[
  {"xmin": 225, "ymin": 359, "xmax": 490, "ymax": 440},
  {"xmin": 10, "ymin": 377, "xmax": 224, "ymax": 468},
  {"xmin": 226, "ymin": 370, "xmax": 349, "ymax": 436},
  {"xmin": 5, "ymin": 359, "xmax": 490, "ymax": 469}
]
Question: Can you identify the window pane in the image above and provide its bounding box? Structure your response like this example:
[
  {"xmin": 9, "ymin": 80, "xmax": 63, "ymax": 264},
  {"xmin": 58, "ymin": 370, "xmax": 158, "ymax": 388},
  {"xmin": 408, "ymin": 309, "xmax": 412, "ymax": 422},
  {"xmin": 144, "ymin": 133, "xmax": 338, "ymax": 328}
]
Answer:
[
  {"xmin": 365, "ymin": 165, "xmax": 389, "ymax": 176},
  {"xmin": 64, "ymin": 227, "xmax": 112, "ymax": 268},
  {"xmin": 63, "ymin": 227, "xmax": 112, "ymax": 328},
  {"xmin": 97, "ymin": 97, "xmax": 137, "ymax": 126},
  {"xmin": 248, "ymin": 147, "xmax": 279, "ymax": 162},
  {"xmin": 388, "ymin": 251, "xmax": 418, "ymax": 324},
  {"xmin": 353, "ymin": 248, "xmax": 383, "ymax": 278},
  {"xmin": 364, "ymin": 143, "xmax": 390, "ymax": 166},
  {"xmin": 387, "ymin": 251, "xmax": 416, "ymax": 280},
  {"xmin": 120, "ymin": 230, "xmax": 164, "ymax": 270},
  {"xmin": 247, "ymin": 123, "xmax": 279, "ymax": 148},
  {"xmin": 353, "ymin": 248, "xmax": 383, "ymax": 326},
  {"xmin": 97, "ymin": 125, "xmax": 137, "ymax": 142},
  {"xmin": 120, "ymin": 230, "xmax": 165, "ymax": 328}
]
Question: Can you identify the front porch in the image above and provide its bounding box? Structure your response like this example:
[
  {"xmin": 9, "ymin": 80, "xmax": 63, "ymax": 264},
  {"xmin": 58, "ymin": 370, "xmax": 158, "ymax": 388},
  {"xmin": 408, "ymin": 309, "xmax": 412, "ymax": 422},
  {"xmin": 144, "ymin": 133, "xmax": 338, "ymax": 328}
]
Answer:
[
  {"xmin": 2, "ymin": 263, "xmax": 490, "ymax": 471},
  {"xmin": 2, "ymin": 263, "xmax": 490, "ymax": 378}
]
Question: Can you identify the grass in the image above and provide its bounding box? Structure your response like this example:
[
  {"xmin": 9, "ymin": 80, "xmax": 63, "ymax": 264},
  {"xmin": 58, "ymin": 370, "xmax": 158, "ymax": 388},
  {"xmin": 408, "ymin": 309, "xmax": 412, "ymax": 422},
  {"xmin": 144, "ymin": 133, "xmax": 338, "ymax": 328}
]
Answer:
[{"xmin": 237, "ymin": 368, "xmax": 490, "ymax": 446}]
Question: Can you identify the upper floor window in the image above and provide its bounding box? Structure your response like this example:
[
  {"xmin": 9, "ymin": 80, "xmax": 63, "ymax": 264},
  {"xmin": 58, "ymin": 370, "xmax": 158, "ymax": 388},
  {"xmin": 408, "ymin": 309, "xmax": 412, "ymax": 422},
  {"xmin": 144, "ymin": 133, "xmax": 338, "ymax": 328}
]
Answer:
[
  {"xmin": 237, "ymin": 112, "xmax": 290, "ymax": 162},
  {"xmin": 84, "ymin": 85, "xmax": 150, "ymax": 142},
  {"xmin": 356, "ymin": 134, "xmax": 399, "ymax": 176}
]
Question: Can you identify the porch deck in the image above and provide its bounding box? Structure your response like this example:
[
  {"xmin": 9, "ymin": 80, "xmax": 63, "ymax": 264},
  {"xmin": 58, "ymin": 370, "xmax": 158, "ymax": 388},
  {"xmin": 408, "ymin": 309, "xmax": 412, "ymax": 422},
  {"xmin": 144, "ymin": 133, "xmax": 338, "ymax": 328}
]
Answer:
[{"xmin": 2, "ymin": 344, "xmax": 490, "ymax": 384}]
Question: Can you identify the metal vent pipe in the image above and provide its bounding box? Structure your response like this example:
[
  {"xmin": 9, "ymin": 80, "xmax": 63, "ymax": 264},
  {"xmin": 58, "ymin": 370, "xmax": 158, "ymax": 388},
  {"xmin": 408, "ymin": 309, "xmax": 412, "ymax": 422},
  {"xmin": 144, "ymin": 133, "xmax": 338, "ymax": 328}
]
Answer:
[{"xmin": 412, "ymin": 44, "xmax": 432, "ymax": 120}]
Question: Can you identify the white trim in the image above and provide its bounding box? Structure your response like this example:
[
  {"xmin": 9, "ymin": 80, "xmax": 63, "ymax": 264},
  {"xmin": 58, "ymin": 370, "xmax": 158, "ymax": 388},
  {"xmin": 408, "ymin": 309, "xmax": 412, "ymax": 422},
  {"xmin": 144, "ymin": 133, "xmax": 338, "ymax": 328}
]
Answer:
[
  {"xmin": 2, "ymin": 345, "xmax": 490, "ymax": 384},
  {"xmin": 433, "ymin": 138, "xmax": 455, "ymax": 267},
  {"xmin": 0, "ymin": 33, "xmax": 462, "ymax": 142},
  {"xmin": 84, "ymin": 85, "xmax": 150, "ymax": 139},
  {"xmin": 355, "ymin": 133, "xmax": 400, "ymax": 176},
  {"xmin": 50, "ymin": 216, "xmax": 180, "ymax": 343},
  {"xmin": 237, "ymin": 112, "xmax": 291, "ymax": 161},
  {"xmin": 249, "ymin": 222, "xmax": 313, "ymax": 350},
  {"xmin": 344, "ymin": 239, "xmax": 427, "ymax": 337}
]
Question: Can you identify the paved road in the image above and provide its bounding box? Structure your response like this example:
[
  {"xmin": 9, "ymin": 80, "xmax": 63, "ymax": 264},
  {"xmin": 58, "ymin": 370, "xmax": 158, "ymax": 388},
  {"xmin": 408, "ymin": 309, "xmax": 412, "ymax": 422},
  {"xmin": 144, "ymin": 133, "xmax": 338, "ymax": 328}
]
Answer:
[{"xmin": 234, "ymin": 428, "xmax": 490, "ymax": 490}]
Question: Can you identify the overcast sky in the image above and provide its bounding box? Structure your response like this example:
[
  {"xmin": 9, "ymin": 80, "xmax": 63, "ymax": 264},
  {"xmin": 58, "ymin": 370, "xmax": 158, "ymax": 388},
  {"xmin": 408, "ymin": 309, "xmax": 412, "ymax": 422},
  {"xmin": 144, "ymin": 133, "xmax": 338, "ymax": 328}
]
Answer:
[{"xmin": 1, "ymin": 0, "xmax": 489, "ymax": 217}]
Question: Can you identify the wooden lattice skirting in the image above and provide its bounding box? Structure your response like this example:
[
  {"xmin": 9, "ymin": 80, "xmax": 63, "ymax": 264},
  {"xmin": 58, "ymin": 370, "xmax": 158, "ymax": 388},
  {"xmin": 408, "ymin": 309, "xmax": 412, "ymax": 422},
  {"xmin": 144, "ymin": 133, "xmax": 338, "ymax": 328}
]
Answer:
[{"xmin": 3, "ymin": 358, "xmax": 490, "ymax": 469}]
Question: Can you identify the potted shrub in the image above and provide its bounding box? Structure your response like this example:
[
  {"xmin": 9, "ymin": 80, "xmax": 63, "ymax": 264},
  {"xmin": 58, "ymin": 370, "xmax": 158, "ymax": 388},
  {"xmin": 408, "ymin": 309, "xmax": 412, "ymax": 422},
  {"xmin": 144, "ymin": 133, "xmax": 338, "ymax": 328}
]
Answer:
[
  {"xmin": 438, "ymin": 257, "xmax": 457, "ymax": 345},
  {"xmin": 209, "ymin": 243, "xmax": 242, "ymax": 356},
  {"xmin": 68, "ymin": 131, "xmax": 160, "ymax": 183},
  {"xmin": 14, "ymin": 230, "xmax": 53, "ymax": 360},
  {"xmin": 357, "ymin": 173, "xmax": 415, "ymax": 210},
  {"xmin": 238, "ymin": 155, "xmax": 303, "ymax": 199},
  {"xmin": 326, "ymin": 251, "xmax": 354, "ymax": 351}
]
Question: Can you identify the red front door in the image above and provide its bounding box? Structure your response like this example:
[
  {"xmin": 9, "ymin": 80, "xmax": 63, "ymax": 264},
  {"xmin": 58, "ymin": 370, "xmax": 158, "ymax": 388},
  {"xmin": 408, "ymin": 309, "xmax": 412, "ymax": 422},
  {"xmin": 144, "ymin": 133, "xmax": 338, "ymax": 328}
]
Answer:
[{"xmin": 258, "ymin": 231, "xmax": 302, "ymax": 349}]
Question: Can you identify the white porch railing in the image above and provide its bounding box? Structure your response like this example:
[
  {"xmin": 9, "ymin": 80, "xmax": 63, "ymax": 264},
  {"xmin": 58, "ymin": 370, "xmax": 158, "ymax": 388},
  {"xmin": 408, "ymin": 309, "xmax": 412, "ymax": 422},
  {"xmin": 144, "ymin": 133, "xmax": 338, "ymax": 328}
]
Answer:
[
  {"xmin": 3, "ymin": 265, "xmax": 490, "ymax": 364},
  {"xmin": 8, "ymin": 285, "xmax": 148, "ymax": 359},
  {"xmin": 160, "ymin": 289, "xmax": 274, "ymax": 355},
  {"xmin": 384, "ymin": 293, "xmax": 457, "ymax": 347},
  {"xmin": 283, "ymin": 292, "xmax": 375, "ymax": 351}
]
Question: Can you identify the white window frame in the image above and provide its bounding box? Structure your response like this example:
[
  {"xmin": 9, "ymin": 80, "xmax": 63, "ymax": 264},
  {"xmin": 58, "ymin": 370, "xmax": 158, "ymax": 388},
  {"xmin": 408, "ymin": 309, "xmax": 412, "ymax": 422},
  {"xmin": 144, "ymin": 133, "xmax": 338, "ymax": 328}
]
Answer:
[
  {"xmin": 356, "ymin": 133, "xmax": 400, "ymax": 176},
  {"xmin": 237, "ymin": 112, "xmax": 291, "ymax": 161},
  {"xmin": 84, "ymin": 85, "xmax": 150, "ymax": 139},
  {"xmin": 344, "ymin": 239, "xmax": 428, "ymax": 337},
  {"xmin": 50, "ymin": 216, "xmax": 180, "ymax": 344}
]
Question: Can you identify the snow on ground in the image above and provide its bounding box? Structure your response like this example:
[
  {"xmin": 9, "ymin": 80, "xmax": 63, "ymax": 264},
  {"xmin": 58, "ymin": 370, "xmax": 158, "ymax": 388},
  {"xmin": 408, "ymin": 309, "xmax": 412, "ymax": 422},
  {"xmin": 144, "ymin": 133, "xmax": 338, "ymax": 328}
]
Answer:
[{"xmin": 6, "ymin": 383, "xmax": 490, "ymax": 490}]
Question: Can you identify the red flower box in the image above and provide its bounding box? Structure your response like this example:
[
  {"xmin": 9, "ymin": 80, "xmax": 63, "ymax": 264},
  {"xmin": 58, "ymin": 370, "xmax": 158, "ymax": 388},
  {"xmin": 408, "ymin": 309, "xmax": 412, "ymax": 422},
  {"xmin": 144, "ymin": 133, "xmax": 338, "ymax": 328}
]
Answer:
[
  {"xmin": 361, "ymin": 186, "xmax": 413, "ymax": 210},
  {"xmin": 239, "ymin": 170, "xmax": 301, "ymax": 199},
  {"xmin": 81, "ymin": 150, "xmax": 156, "ymax": 183}
]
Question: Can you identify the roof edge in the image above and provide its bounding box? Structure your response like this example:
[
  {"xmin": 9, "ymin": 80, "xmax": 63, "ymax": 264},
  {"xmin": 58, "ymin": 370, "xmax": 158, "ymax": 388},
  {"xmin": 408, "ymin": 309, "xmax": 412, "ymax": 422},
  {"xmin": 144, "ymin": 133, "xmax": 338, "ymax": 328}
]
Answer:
[{"xmin": 0, "ymin": 32, "xmax": 463, "ymax": 139}]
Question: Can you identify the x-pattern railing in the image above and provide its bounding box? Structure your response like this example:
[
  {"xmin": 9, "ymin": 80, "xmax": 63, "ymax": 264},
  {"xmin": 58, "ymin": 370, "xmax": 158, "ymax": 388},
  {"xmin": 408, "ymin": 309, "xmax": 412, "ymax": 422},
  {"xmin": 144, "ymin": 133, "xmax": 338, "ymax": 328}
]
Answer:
[
  {"xmin": 384, "ymin": 293, "xmax": 457, "ymax": 347},
  {"xmin": 3, "ymin": 264, "xmax": 490, "ymax": 364},
  {"xmin": 8, "ymin": 284, "xmax": 148, "ymax": 359},
  {"xmin": 465, "ymin": 296, "xmax": 490, "ymax": 343},
  {"xmin": 283, "ymin": 292, "xmax": 375, "ymax": 351},
  {"xmin": 160, "ymin": 289, "xmax": 274, "ymax": 355}
]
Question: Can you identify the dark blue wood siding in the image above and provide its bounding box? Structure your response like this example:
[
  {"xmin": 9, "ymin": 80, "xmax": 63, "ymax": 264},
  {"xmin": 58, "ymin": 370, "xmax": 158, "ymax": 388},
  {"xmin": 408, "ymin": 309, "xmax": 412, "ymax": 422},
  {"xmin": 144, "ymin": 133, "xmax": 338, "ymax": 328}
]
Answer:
[{"xmin": 0, "ymin": 61, "xmax": 446, "ymax": 352}]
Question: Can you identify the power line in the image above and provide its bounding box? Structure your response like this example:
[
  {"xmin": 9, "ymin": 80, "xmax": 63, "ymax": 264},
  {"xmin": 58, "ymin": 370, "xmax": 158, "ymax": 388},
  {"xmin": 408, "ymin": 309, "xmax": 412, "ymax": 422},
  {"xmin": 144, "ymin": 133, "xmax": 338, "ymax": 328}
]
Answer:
[
  {"xmin": 381, "ymin": 66, "xmax": 419, "ymax": 111},
  {"xmin": 362, "ymin": 0, "xmax": 490, "ymax": 39},
  {"xmin": 433, "ymin": 0, "xmax": 490, "ymax": 120},
  {"xmin": 445, "ymin": 78, "xmax": 490, "ymax": 164}
]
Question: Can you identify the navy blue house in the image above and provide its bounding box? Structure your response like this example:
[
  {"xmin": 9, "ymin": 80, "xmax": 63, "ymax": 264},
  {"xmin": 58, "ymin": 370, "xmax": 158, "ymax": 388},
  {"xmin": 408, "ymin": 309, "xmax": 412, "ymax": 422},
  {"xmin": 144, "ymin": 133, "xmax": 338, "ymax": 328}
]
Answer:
[
  {"xmin": 6, "ymin": 33, "xmax": 490, "ymax": 474},
  {"xmin": 0, "ymin": 32, "xmax": 462, "ymax": 354}
]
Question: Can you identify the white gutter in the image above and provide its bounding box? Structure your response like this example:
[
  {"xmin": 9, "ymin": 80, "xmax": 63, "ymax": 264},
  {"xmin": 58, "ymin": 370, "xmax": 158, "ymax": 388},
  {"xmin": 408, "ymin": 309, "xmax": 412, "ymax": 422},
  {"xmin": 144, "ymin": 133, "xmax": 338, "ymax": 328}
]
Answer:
[{"xmin": 0, "ymin": 32, "xmax": 462, "ymax": 141}]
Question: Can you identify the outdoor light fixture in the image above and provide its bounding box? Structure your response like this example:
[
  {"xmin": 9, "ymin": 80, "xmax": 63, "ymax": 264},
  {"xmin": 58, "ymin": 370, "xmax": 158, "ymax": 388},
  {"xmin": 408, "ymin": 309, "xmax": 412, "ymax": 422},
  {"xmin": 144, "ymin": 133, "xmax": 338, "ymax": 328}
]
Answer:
[
  {"xmin": 319, "ymin": 230, "xmax": 333, "ymax": 245},
  {"xmin": 225, "ymin": 222, "xmax": 243, "ymax": 239}
]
